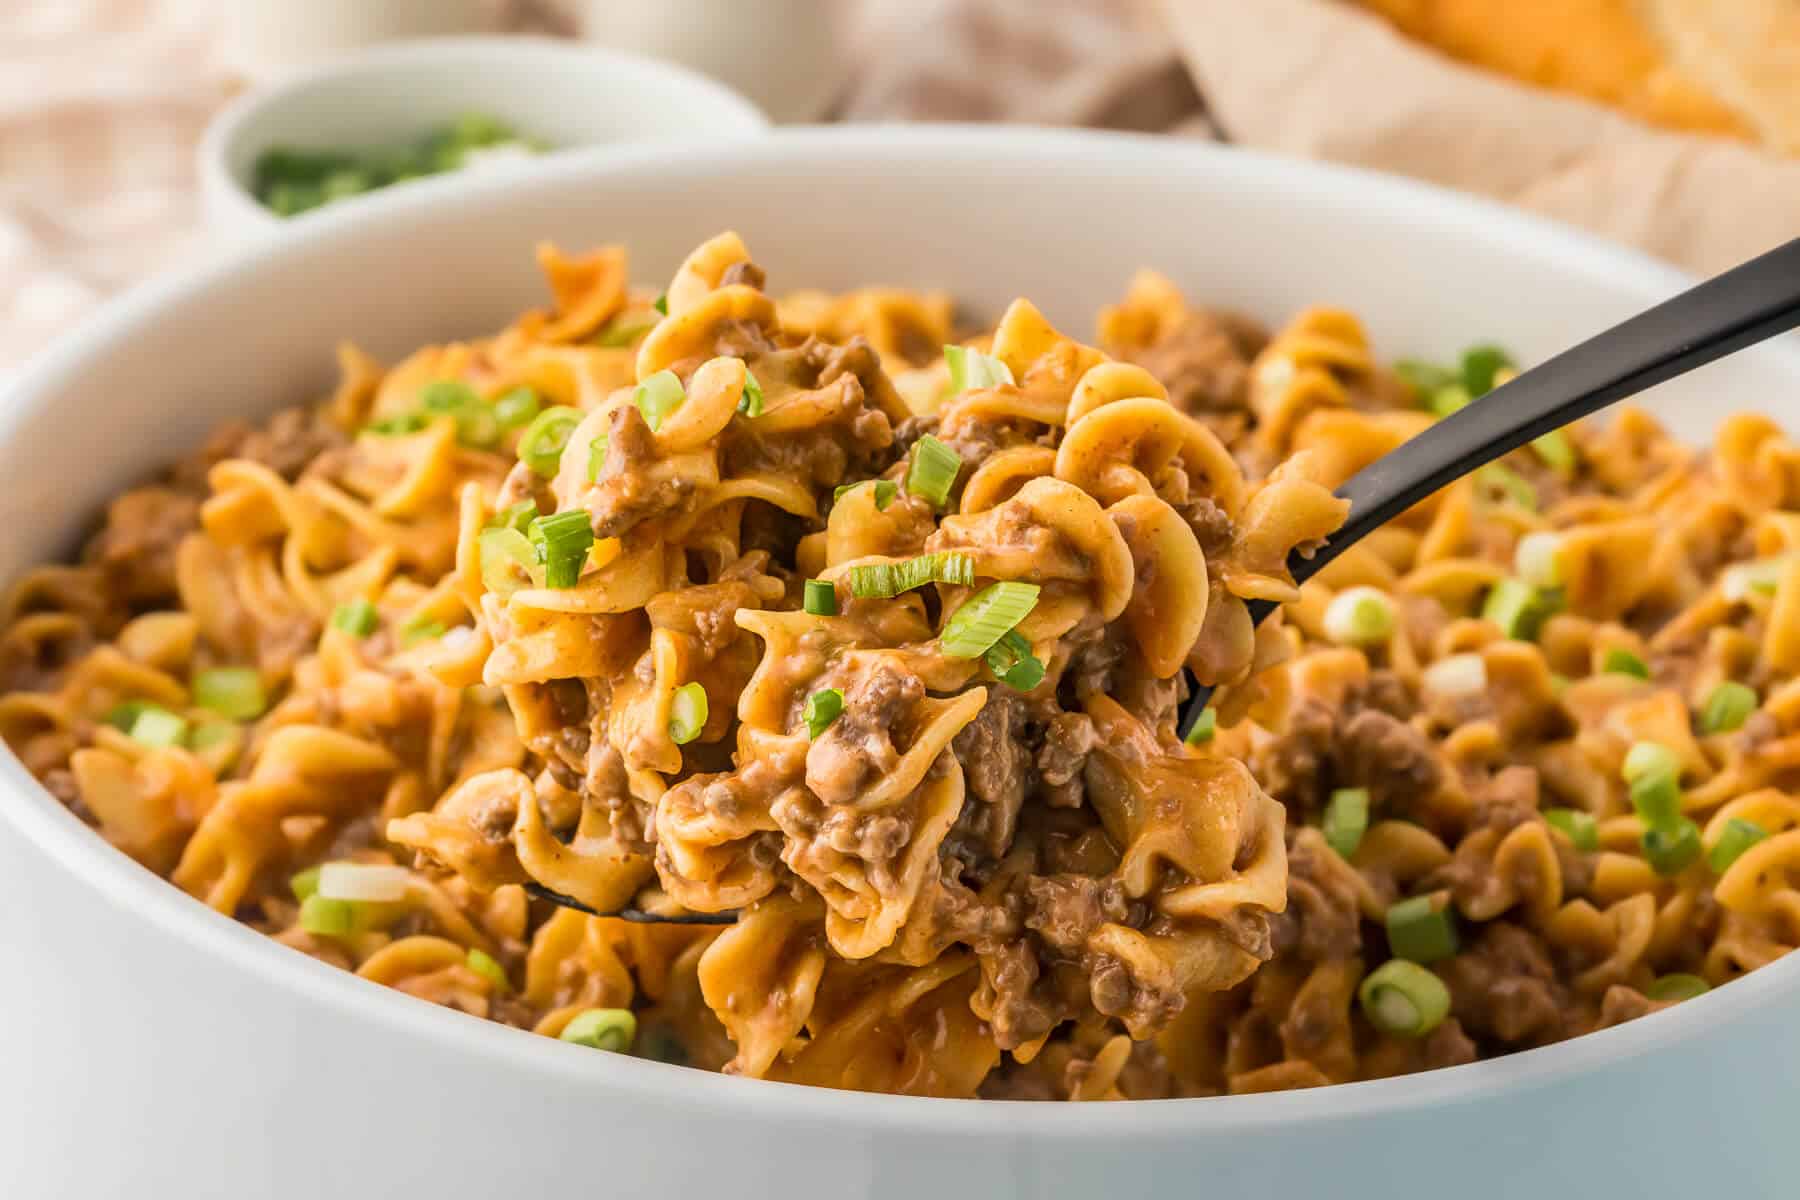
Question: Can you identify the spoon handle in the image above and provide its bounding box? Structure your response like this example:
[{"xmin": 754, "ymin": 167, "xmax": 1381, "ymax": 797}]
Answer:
[{"xmin": 1301, "ymin": 235, "xmax": 1800, "ymax": 585}]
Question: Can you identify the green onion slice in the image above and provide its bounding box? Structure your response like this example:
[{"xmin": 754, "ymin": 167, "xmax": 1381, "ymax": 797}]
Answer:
[
  {"xmin": 298, "ymin": 894, "xmax": 358, "ymax": 938},
  {"xmin": 1602, "ymin": 648, "xmax": 1650, "ymax": 679},
  {"xmin": 561, "ymin": 1007, "xmax": 637, "ymax": 1052},
  {"xmin": 466, "ymin": 948, "xmax": 509, "ymax": 993},
  {"xmin": 943, "ymin": 344, "xmax": 1015, "ymax": 396},
  {"xmin": 1723, "ymin": 556, "xmax": 1788, "ymax": 602},
  {"xmin": 480, "ymin": 527, "xmax": 540, "ymax": 598},
  {"xmin": 587, "ymin": 432, "xmax": 609, "ymax": 483},
  {"xmin": 845, "ymin": 552, "xmax": 976, "ymax": 599},
  {"xmin": 1645, "ymin": 973, "xmax": 1710, "ymax": 1003},
  {"xmin": 1323, "ymin": 787, "xmax": 1370, "ymax": 859},
  {"xmin": 1394, "ymin": 359, "xmax": 1456, "ymax": 397},
  {"xmin": 1622, "ymin": 741, "xmax": 1680, "ymax": 786},
  {"xmin": 1700, "ymin": 681, "xmax": 1758, "ymax": 735},
  {"xmin": 1629, "ymin": 770, "xmax": 1683, "ymax": 831},
  {"xmin": 1359, "ymin": 959, "xmax": 1451, "ymax": 1038},
  {"xmin": 738, "ymin": 368, "xmax": 764, "ymax": 417},
  {"xmin": 399, "ymin": 616, "xmax": 446, "ymax": 647},
  {"xmin": 331, "ymin": 599, "xmax": 379, "ymax": 637},
  {"xmin": 1322, "ymin": 586, "xmax": 1395, "ymax": 647},
  {"xmin": 493, "ymin": 386, "xmax": 541, "ymax": 430},
  {"xmin": 833, "ymin": 479, "xmax": 899, "ymax": 511},
  {"xmin": 1513, "ymin": 531, "xmax": 1563, "ymax": 589},
  {"xmin": 906, "ymin": 435, "xmax": 962, "ymax": 508},
  {"xmin": 1183, "ymin": 707, "xmax": 1217, "ymax": 746},
  {"xmin": 803, "ymin": 580, "xmax": 838, "ymax": 616},
  {"xmin": 364, "ymin": 412, "xmax": 428, "ymax": 436},
  {"xmin": 488, "ymin": 500, "xmax": 538, "ymax": 535},
  {"xmin": 634, "ymin": 369, "xmax": 686, "ymax": 433},
  {"xmin": 318, "ymin": 861, "xmax": 409, "ymax": 902},
  {"xmin": 1385, "ymin": 894, "xmax": 1460, "ymax": 964},
  {"xmin": 804, "ymin": 688, "xmax": 844, "ymax": 739},
  {"xmin": 127, "ymin": 706, "xmax": 188, "ymax": 749},
  {"xmin": 667, "ymin": 682, "xmax": 708, "ymax": 745},
  {"xmin": 529, "ymin": 511, "xmax": 595, "ymax": 590},
  {"xmin": 1427, "ymin": 384, "xmax": 1471, "ymax": 419},
  {"xmin": 1476, "ymin": 463, "xmax": 1537, "ymax": 511},
  {"xmin": 1543, "ymin": 808, "xmax": 1598, "ymax": 852},
  {"xmin": 1481, "ymin": 578, "xmax": 1549, "ymax": 641},
  {"xmin": 290, "ymin": 866, "xmax": 322, "ymax": 902},
  {"xmin": 1707, "ymin": 817, "xmax": 1767, "ymax": 874},
  {"xmin": 595, "ymin": 313, "xmax": 659, "ymax": 348},
  {"xmin": 985, "ymin": 629, "xmax": 1046, "ymax": 692},
  {"xmin": 941, "ymin": 581, "xmax": 1040, "ymax": 659},
  {"xmin": 1531, "ymin": 429, "xmax": 1577, "ymax": 473},
  {"xmin": 1643, "ymin": 818, "xmax": 1702, "ymax": 876},
  {"xmin": 517, "ymin": 405, "xmax": 583, "ymax": 478},
  {"xmin": 1459, "ymin": 344, "xmax": 1514, "ymax": 396},
  {"xmin": 421, "ymin": 379, "xmax": 481, "ymax": 414},
  {"xmin": 192, "ymin": 667, "xmax": 267, "ymax": 721},
  {"xmin": 653, "ymin": 293, "xmax": 668, "ymax": 316}
]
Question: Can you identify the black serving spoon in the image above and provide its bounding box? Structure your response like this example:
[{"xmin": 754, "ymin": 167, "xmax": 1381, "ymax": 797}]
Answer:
[
  {"xmin": 532, "ymin": 236, "xmax": 1800, "ymax": 924},
  {"xmin": 1177, "ymin": 235, "xmax": 1800, "ymax": 741}
]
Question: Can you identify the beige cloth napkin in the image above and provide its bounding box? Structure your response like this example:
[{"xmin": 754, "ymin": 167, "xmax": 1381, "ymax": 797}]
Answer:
[{"xmin": 5, "ymin": 0, "xmax": 1797, "ymax": 375}]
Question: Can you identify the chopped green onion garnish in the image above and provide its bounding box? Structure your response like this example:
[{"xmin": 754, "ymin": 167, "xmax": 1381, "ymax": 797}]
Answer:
[
  {"xmin": 652, "ymin": 293, "xmax": 668, "ymax": 316},
  {"xmin": 667, "ymin": 682, "xmax": 708, "ymax": 745},
  {"xmin": 1182, "ymin": 707, "xmax": 1217, "ymax": 746},
  {"xmin": 1723, "ymin": 556, "xmax": 1788, "ymax": 602},
  {"xmin": 1322, "ymin": 586, "xmax": 1395, "ymax": 647},
  {"xmin": 845, "ymin": 551, "xmax": 975, "ymax": 599},
  {"xmin": 1460, "ymin": 344, "xmax": 1513, "ymax": 397},
  {"xmin": 493, "ymin": 386, "xmax": 541, "ymax": 430},
  {"xmin": 738, "ymin": 369, "xmax": 764, "ymax": 417},
  {"xmin": 127, "ymin": 706, "xmax": 188, "ymax": 749},
  {"xmin": 331, "ymin": 599, "xmax": 379, "ymax": 637},
  {"xmin": 1358, "ymin": 959, "xmax": 1451, "ymax": 1038},
  {"xmin": 586, "ymin": 432, "xmax": 609, "ymax": 482},
  {"xmin": 906, "ymin": 435, "xmax": 962, "ymax": 509},
  {"xmin": 1622, "ymin": 741, "xmax": 1680, "ymax": 786},
  {"xmin": 399, "ymin": 617, "xmax": 446, "ymax": 647},
  {"xmin": 595, "ymin": 314, "xmax": 659, "ymax": 348},
  {"xmin": 1602, "ymin": 648, "xmax": 1650, "ymax": 679},
  {"xmin": 1645, "ymin": 973, "xmax": 1710, "ymax": 1003},
  {"xmin": 517, "ymin": 405, "xmax": 583, "ymax": 478},
  {"xmin": 833, "ymin": 479, "xmax": 899, "ymax": 510},
  {"xmin": 103, "ymin": 700, "xmax": 151, "ymax": 732},
  {"xmin": 189, "ymin": 722, "xmax": 237, "ymax": 753},
  {"xmin": 488, "ymin": 500, "xmax": 538, "ymax": 535},
  {"xmin": 479, "ymin": 527, "xmax": 540, "ymax": 598},
  {"xmin": 364, "ymin": 412, "xmax": 429, "ymax": 436},
  {"xmin": 1385, "ymin": 894, "xmax": 1459, "ymax": 964},
  {"xmin": 634, "ymin": 369, "xmax": 686, "ymax": 433},
  {"xmin": 1708, "ymin": 817, "xmax": 1767, "ymax": 874},
  {"xmin": 466, "ymin": 947, "xmax": 509, "ymax": 993},
  {"xmin": 1481, "ymin": 578, "xmax": 1550, "ymax": 641},
  {"xmin": 1643, "ymin": 817, "xmax": 1702, "ymax": 876},
  {"xmin": 290, "ymin": 866, "xmax": 322, "ymax": 902},
  {"xmin": 1700, "ymin": 681, "xmax": 1758, "ymax": 735},
  {"xmin": 421, "ymin": 379, "xmax": 480, "ymax": 414},
  {"xmin": 1476, "ymin": 463, "xmax": 1537, "ymax": 511},
  {"xmin": 985, "ymin": 630, "xmax": 1045, "ymax": 692},
  {"xmin": 1395, "ymin": 359, "xmax": 1456, "ymax": 396},
  {"xmin": 1323, "ymin": 787, "xmax": 1370, "ymax": 860},
  {"xmin": 1544, "ymin": 808, "xmax": 1598, "ymax": 852},
  {"xmin": 192, "ymin": 667, "xmax": 267, "ymax": 721},
  {"xmin": 1428, "ymin": 385, "xmax": 1471, "ymax": 419},
  {"xmin": 1514, "ymin": 531, "xmax": 1563, "ymax": 589},
  {"xmin": 298, "ymin": 894, "xmax": 358, "ymax": 938},
  {"xmin": 943, "ymin": 344, "xmax": 1015, "ymax": 396},
  {"xmin": 804, "ymin": 688, "xmax": 844, "ymax": 739},
  {"xmin": 940, "ymin": 581, "xmax": 1041, "ymax": 659},
  {"xmin": 803, "ymin": 580, "xmax": 838, "ymax": 616},
  {"xmin": 318, "ymin": 861, "xmax": 409, "ymax": 902},
  {"xmin": 529, "ymin": 511, "xmax": 595, "ymax": 590},
  {"xmin": 561, "ymin": 1007, "xmax": 637, "ymax": 1052},
  {"xmin": 1629, "ymin": 772, "xmax": 1683, "ymax": 831},
  {"xmin": 1531, "ymin": 429, "xmax": 1576, "ymax": 472}
]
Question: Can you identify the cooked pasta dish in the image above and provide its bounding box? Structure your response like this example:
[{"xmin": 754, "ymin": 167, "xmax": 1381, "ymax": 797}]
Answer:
[{"xmin": 4, "ymin": 234, "xmax": 1794, "ymax": 1099}]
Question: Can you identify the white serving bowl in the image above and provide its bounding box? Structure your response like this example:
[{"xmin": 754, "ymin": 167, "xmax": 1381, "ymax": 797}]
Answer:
[
  {"xmin": 198, "ymin": 36, "xmax": 769, "ymax": 238},
  {"xmin": 4, "ymin": 128, "xmax": 1797, "ymax": 1199}
]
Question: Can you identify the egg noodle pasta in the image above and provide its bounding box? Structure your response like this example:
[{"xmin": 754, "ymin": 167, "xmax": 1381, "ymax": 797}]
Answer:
[{"xmin": 3, "ymin": 235, "xmax": 1793, "ymax": 1099}]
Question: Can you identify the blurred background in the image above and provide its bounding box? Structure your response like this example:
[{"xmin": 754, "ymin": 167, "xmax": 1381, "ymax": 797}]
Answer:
[{"xmin": 4, "ymin": 0, "xmax": 1798, "ymax": 371}]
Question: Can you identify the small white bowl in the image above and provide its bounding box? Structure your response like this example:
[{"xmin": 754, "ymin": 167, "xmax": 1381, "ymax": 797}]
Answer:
[{"xmin": 198, "ymin": 36, "xmax": 769, "ymax": 238}]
